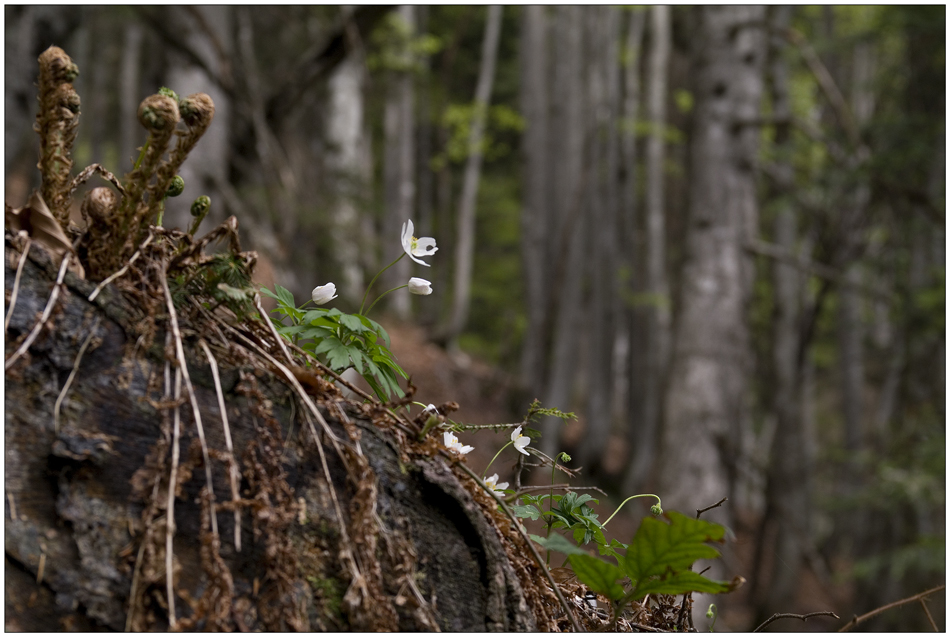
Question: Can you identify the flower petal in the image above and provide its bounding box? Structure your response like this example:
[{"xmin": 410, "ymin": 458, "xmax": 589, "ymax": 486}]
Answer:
[
  {"xmin": 408, "ymin": 277, "xmax": 433, "ymax": 295},
  {"xmin": 311, "ymin": 283, "xmax": 338, "ymax": 305}
]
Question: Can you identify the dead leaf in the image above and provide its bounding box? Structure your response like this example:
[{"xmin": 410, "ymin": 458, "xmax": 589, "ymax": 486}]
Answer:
[{"xmin": 5, "ymin": 190, "xmax": 84, "ymax": 278}]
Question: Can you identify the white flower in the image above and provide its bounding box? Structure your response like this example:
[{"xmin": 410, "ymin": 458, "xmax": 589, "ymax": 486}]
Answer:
[
  {"xmin": 511, "ymin": 425, "xmax": 530, "ymax": 456},
  {"xmin": 443, "ymin": 431, "xmax": 473, "ymax": 455},
  {"xmin": 484, "ymin": 473, "xmax": 509, "ymax": 495},
  {"xmin": 311, "ymin": 282, "xmax": 338, "ymax": 305},
  {"xmin": 401, "ymin": 220, "xmax": 438, "ymax": 267},
  {"xmin": 422, "ymin": 403, "xmax": 438, "ymax": 416},
  {"xmin": 408, "ymin": 277, "xmax": 433, "ymax": 295}
]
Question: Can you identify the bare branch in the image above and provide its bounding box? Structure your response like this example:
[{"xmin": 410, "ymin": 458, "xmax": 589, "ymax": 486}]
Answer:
[
  {"xmin": 755, "ymin": 610, "xmax": 840, "ymax": 632},
  {"xmin": 838, "ymin": 584, "xmax": 945, "ymax": 632},
  {"xmin": 696, "ymin": 496, "xmax": 727, "ymax": 519}
]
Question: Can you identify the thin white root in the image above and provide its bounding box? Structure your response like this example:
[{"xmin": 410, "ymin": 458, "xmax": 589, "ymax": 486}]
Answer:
[
  {"xmin": 53, "ymin": 316, "xmax": 101, "ymax": 432},
  {"xmin": 5, "ymin": 253, "xmax": 71, "ymax": 371},
  {"xmin": 5, "ymin": 237, "xmax": 32, "ymax": 332},
  {"xmin": 87, "ymin": 232, "xmax": 153, "ymax": 302},
  {"xmin": 166, "ymin": 362, "xmax": 182, "ymax": 630},
  {"xmin": 160, "ymin": 271, "xmax": 219, "ymax": 542},
  {"xmin": 255, "ymin": 293, "xmax": 293, "ymax": 365},
  {"xmin": 198, "ymin": 338, "xmax": 242, "ymax": 552}
]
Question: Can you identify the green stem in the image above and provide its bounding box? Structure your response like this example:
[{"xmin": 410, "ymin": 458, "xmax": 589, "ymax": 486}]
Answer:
[
  {"xmin": 601, "ymin": 494, "xmax": 663, "ymax": 529},
  {"xmin": 360, "ymin": 253, "xmax": 405, "ymax": 314},
  {"xmin": 363, "ymin": 284, "xmax": 408, "ymax": 317},
  {"xmin": 481, "ymin": 441, "xmax": 513, "ymax": 476}
]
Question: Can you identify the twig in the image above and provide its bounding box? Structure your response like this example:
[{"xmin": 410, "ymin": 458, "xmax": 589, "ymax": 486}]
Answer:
[
  {"xmin": 198, "ymin": 339, "xmax": 242, "ymax": 552},
  {"xmin": 7, "ymin": 492, "xmax": 17, "ymax": 521},
  {"xmin": 53, "ymin": 316, "xmax": 101, "ymax": 432},
  {"xmin": 5, "ymin": 237, "xmax": 32, "ymax": 332},
  {"xmin": 516, "ymin": 484, "xmax": 608, "ymax": 496},
  {"xmin": 628, "ymin": 621, "xmax": 665, "ymax": 632},
  {"xmin": 755, "ymin": 610, "xmax": 840, "ymax": 632},
  {"xmin": 160, "ymin": 271, "xmax": 219, "ymax": 541},
  {"xmin": 838, "ymin": 584, "xmax": 945, "ymax": 632},
  {"xmin": 455, "ymin": 461, "xmax": 582, "ymax": 633},
  {"xmin": 87, "ymin": 232, "xmax": 154, "ymax": 302},
  {"xmin": 919, "ymin": 598, "xmax": 939, "ymax": 632},
  {"xmin": 5, "ymin": 253, "xmax": 71, "ymax": 371},
  {"xmin": 696, "ymin": 496, "xmax": 728, "ymax": 519}
]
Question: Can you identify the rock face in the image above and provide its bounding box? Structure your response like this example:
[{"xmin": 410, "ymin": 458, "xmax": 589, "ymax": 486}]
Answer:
[{"xmin": 4, "ymin": 240, "xmax": 537, "ymax": 631}]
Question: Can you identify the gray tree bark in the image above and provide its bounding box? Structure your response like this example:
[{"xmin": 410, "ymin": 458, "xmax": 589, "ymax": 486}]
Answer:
[
  {"xmin": 576, "ymin": 6, "xmax": 621, "ymax": 473},
  {"xmin": 538, "ymin": 6, "xmax": 587, "ymax": 461},
  {"xmin": 326, "ymin": 38, "xmax": 371, "ymax": 304},
  {"xmin": 755, "ymin": 6, "xmax": 813, "ymax": 621},
  {"xmin": 625, "ymin": 5, "xmax": 671, "ymax": 492},
  {"xmin": 447, "ymin": 5, "xmax": 503, "ymax": 346},
  {"xmin": 382, "ymin": 6, "xmax": 417, "ymax": 319},
  {"xmin": 657, "ymin": 6, "xmax": 766, "ymax": 517},
  {"xmin": 518, "ymin": 5, "xmax": 551, "ymax": 399}
]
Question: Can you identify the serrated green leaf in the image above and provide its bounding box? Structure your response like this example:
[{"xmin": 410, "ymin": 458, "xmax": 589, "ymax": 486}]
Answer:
[
  {"xmin": 569, "ymin": 554, "xmax": 626, "ymax": 601},
  {"xmin": 632, "ymin": 569, "xmax": 734, "ymax": 600},
  {"xmin": 313, "ymin": 337, "xmax": 343, "ymax": 356},
  {"xmin": 348, "ymin": 347, "xmax": 364, "ymax": 374},
  {"xmin": 326, "ymin": 308, "xmax": 342, "ymax": 317},
  {"xmin": 259, "ymin": 286, "xmax": 279, "ymax": 300},
  {"xmin": 298, "ymin": 326, "xmax": 334, "ymax": 340},
  {"xmin": 622, "ymin": 511, "xmax": 728, "ymax": 601},
  {"xmin": 302, "ymin": 309, "xmax": 329, "ymax": 324},
  {"xmin": 325, "ymin": 342, "xmax": 353, "ymax": 370}
]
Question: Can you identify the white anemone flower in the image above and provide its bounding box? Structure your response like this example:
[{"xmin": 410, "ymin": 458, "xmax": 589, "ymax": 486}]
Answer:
[
  {"xmin": 511, "ymin": 425, "xmax": 531, "ymax": 456},
  {"xmin": 443, "ymin": 431, "xmax": 474, "ymax": 455},
  {"xmin": 484, "ymin": 473, "xmax": 509, "ymax": 495},
  {"xmin": 408, "ymin": 277, "xmax": 433, "ymax": 295},
  {"xmin": 311, "ymin": 282, "xmax": 338, "ymax": 305},
  {"xmin": 401, "ymin": 220, "xmax": 438, "ymax": 267}
]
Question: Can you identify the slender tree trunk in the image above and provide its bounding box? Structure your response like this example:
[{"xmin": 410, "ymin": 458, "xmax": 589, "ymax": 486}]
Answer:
[
  {"xmin": 657, "ymin": 6, "xmax": 766, "ymax": 516},
  {"xmin": 754, "ymin": 6, "xmax": 813, "ymax": 620},
  {"xmin": 538, "ymin": 5, "xmax": 586, "ymax": 461},
  {"xmin": 326, "ymin": 45, "xmax": 370, "ymax": 303},
  {"xmin": 576, "ymin": 6, "xmax": 620, "ymax": 473},
  {"xmin": 382, "ymin": 6, "xmax": 416, "ymax": 319},
  {"xmin": 626, "ymin": 5, "xmax": 671, "ymax": 492},
  {"xmin": 620, "ymin": 7, "xmax": 647, "ymax": 493},
  {"xmin": 119, "ymin": 21, "xmax": 144, "ymax": 171},
  {"xmin": 518, "ymin": 5, "xmax": 551, "ymax": 398},
  {"xmin": 447, "ymin": 5, "xmax": 503, "ymax": 347}
]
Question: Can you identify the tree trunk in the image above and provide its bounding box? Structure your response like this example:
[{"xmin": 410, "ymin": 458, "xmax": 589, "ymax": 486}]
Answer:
[
  {"xmin": 625, "ymin": 5, "xmax": 671, "ymax": 493},
  {"xmin": 754, "ymin": 6, "xmax": 813, "ymax": 621},
  {"xmin": 326, "ymin": 37, "xmax": 371, "ymax": 304},
  {"xmin": 518, "ymin": 5, "xmax": 551, "ymax": 399},
  {"xmin": 538, "ymin": 5, "xmax": 586, "ymax": 461},
  {"xmin": 447, "ymin": 5, "xmax": 503, "ymax": 347},
  {"xmin": 576, "ymin": 6, "xmax": 620, "ymax": 474},
  {"xmin": 3, "ymin": 239, "xmax": 541, "ymax": 632},
  {"xmin": 657, "ymin": 6, "xmax": 766, "ymax": 517},
  {"xmin": 620, "ymin": 7, "xmax": 647, "ymax": 494},
  {"xmin": 381, "ymin": 6, "xmax": 417, "ymax": 320}
]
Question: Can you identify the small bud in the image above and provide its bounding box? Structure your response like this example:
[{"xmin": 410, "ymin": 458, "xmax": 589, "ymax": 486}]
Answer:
[
  {"xmin": 165, "ymin": 175, "xmax": 185, "ymax": 198},
  {"xmin": 137, "ymin": 94, "xmax": 180, "ymax": 131},
  {"xmin": 311, "ymin": 283, "xmax": 338, "ymax": 305},
  {"xmin": 408, "ymin": 277, "xmax": 433, "ymax": 295},
  {"xmin": 179, "ymin": 93, "xmax": 215, "ymax": 128},
  {"xmin": 558, "ymin": 452, "xmax": 572, "ymax": 463},
  {"xmin": 706, "ymin": 604, "xmax": 716, "ymax": 619},
  {"xmin": 190, "ymin": 195, "xmax": 211, "ymax": 218},
  {"xmin": 81, "ymin": 187, "xmax": 118, "ymax": 222},
  {"xmin": 651, "ymin": 504, "xmax": 663, "ymax": 516},
  {"xmin": 158, "ymin": 86, "xmax": 179, "ymax": 104}
]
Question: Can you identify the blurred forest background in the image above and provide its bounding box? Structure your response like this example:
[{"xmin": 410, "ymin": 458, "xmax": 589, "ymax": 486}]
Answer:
[{"xmin": 4, "ymin": 5, "xmax": 944, "ymax": 631}]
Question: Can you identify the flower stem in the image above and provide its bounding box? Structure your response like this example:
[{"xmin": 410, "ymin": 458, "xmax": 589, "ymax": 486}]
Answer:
[
  {"xmin": 360, "ymin": 253, "xmax": 405, "ymax": 315},
  {"xmin": 601, "ymin": 494, "xmax": 663, "ymax": 529},
  {"xmin": 362, "ymin": 284, "xmax": 408, "ymax": 317},
  {"xmin": 482, "ymin": 441, "xmax": 513, "ymax": 476}
]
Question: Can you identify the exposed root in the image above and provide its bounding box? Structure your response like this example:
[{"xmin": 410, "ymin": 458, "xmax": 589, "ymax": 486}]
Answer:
[
  {"xmin": 86, "ymin": 231, "xmax": 153, "ymax": 302},
  {"xmin": 5, "ymin": 235, "xmax": 31, "ymax": 332},
  {"xmin": 5, "ymin": 252, "xmax": 70, "ymax": 371}
]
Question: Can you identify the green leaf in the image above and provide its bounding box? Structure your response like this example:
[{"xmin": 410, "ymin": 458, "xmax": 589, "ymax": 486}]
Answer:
[
  {"xmin": 632, "ymin": 569, "xmax": 735, "ymax": 600},
  {"xmin": 259, "ymin": 286, "xmax": 279, "ymax": 300},
  {"xmin": 274, "ymin": 285, "xmax": 295, "ymax": 309},
  {"xmin": 568, "ymin": 554, "xmax": 626, "ymax": 601},
  {"xmin": 622, "ymin": 511, "xmax": 728, "ymax": 601},
  {"xmin": 530, "ymin": 533, "xmax": 589, "ymax": 556},
  {"xmin": 512, "ymin": 504, "xmax": 541, "ymax": 520},
  {"xmin": 338, "ymin": 314, "xmax": 366, "ymax": 333}
]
